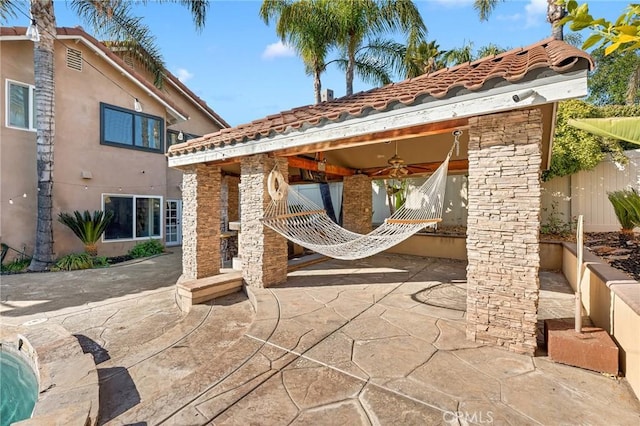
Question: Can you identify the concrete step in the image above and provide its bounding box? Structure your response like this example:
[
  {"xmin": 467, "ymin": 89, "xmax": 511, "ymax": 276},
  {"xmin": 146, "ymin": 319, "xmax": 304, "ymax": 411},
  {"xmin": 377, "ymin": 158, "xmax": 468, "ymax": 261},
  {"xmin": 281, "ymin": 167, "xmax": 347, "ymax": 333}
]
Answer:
[{"xmin": 176, "ymin": 272, "xmax": 243, "ymax": 312}]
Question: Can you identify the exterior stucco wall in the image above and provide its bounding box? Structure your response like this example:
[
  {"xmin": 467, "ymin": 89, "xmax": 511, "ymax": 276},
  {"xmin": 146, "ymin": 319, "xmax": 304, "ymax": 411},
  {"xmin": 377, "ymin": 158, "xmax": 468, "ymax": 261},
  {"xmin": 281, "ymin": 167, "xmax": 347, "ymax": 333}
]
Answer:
[{"xmin": 1, "ymin": 38, "xmax": 224, "ymax": 259}]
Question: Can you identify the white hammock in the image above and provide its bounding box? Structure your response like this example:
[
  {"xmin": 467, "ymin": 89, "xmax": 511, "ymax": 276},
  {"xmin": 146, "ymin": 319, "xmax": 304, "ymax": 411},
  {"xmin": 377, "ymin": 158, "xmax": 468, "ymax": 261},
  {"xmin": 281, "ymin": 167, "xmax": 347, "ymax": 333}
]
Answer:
[{"xmin": 261, "ymin": 143, "xmax": 456, "ymax": 260}]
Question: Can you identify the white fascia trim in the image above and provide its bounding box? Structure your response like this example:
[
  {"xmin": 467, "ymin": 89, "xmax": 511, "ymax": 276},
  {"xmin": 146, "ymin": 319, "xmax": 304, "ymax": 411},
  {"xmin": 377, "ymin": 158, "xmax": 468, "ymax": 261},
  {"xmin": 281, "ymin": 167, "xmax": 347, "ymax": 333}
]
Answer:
[
  {"xmin": 166, "ymin": 79, "xmax": 227, "ymax": 129},
  {"xmin": 168, "ymin": 69, "xmax": 588, "ymax": 168},
  {"xmin": 57, "ymin": 35, "xmax": 188, "ymax": 123}
]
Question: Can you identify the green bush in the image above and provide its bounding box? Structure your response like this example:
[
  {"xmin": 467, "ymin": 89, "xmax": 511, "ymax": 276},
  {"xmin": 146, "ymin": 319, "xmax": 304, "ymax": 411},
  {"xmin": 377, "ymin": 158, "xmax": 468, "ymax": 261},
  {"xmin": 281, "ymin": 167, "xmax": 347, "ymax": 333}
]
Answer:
[
  {"xmin": 92, "ymin": 256, "xmax": 109, "ymax": 268},
  {"xmin": 541, "ymin": 200, "xmax": 576, "ymax": 237},
  {"xmin": 0, "ymin": 257, "xmax": 31, "ymax": 273},
  {"xmin": 608, "ymin": 189, "xmax": 640, "ymax": 234},
  {"xmin": 128, "ymin": 239, "xmax": 164, "ymax": 259},
  {"xmin": 53, "ymin": 253, "xmax": 94, "ymax": 271}
]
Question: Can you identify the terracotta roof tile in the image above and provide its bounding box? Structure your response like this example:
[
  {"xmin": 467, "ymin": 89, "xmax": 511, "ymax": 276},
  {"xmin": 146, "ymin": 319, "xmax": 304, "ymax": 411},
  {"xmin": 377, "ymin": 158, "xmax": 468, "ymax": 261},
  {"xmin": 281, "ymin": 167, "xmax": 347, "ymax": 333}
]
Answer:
[{"xmin": 168, "ymin": 38, "xmax": 593, "ymax": 157}]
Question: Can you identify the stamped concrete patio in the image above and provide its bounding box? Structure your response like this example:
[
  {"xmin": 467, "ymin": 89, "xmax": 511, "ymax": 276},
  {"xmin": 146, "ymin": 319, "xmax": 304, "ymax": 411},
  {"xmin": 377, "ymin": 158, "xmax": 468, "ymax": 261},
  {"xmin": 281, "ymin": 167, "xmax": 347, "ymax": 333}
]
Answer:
[{"xmin": 1, "ymin": 251, "xmax": 639, "ymax": 425}]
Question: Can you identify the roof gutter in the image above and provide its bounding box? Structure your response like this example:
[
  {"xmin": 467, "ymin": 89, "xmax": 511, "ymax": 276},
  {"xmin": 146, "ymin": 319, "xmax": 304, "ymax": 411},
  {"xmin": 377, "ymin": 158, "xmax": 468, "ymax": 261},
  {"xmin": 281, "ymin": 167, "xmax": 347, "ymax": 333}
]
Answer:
[{"xmin": 165, "ymin": 78, "xmax": 228, "ymax": 129}]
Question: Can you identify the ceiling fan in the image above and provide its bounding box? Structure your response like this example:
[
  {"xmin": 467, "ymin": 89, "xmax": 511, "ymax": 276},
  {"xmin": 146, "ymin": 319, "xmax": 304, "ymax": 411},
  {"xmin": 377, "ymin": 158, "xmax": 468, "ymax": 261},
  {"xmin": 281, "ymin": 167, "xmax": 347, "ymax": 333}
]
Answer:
[{"xmin": 373, "ymin": 141, "xmax": 410, "ymax": 179}]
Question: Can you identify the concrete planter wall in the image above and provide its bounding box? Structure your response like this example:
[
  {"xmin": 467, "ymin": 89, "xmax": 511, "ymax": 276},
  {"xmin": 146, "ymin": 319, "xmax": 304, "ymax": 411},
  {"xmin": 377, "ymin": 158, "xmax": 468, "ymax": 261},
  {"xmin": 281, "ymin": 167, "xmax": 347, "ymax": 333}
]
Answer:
[
  {"xmin": 562, "ymin": 242, "xmax": 640, "ymax": 400},
  {"xmin": 386, "ymin": 233, "xmax": 563, "ymax": 271}
]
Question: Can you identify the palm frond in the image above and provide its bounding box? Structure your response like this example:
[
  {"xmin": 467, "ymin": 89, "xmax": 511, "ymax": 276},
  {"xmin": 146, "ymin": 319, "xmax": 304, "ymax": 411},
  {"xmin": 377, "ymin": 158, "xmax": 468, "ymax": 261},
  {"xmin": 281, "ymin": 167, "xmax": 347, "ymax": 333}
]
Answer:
[
  {"xmin": 0, "ymin": 0, "xmax": 19, "ymax": 22},
  {"xmin": 473, "ymin": 0, "xmax": 503, "ymax": 21},
  {"xmin": 58, "ymin": 210, "xmax": 114, "ymax": 246},
  {"xmin": 71, "ymin": 0, "xmax": 166, "ymax": 88}
]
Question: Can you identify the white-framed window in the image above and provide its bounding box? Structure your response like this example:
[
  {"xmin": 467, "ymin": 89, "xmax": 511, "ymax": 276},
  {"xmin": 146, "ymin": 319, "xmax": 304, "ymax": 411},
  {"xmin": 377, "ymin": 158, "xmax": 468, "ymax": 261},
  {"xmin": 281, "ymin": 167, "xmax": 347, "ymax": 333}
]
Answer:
[
  {"xmin": 5, "ymin": 79, "xmax": 36, "ymax": 131},
  {"xmin": 102, "ymin": 194, "xmax": 163, "ymax": 241}
]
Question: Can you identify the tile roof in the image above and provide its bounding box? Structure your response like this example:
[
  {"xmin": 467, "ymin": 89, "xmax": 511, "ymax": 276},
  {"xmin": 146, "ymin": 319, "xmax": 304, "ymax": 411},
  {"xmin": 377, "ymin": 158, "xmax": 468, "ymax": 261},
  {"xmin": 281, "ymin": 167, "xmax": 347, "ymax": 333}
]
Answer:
[
  {"xmin": 167, "ymin": 38, "xmax": 593, "ymax": 157},
  {"xmin": 1, "ymin": 26, "xmax": 228, "ymax": 127}
]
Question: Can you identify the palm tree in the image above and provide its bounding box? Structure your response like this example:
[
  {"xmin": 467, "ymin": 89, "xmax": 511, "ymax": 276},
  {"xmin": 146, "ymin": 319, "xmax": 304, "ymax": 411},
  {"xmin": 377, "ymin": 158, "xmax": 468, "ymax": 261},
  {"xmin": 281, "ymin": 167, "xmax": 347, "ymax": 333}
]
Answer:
[
  {"xmin": 331, "ymin": 0, "xmax": 426, "ymax": 96},
  {"xmin": 0, "ymin": 0, "xmax": 209, "ymax": 271},
  {"xmin": 58, "ymin": 210, "xmax": 114, "ymax": 256},
  {"xmin": 443, "ymin": 41, "xmax": 474, "ymax": 67},
  {"xmin": 260, "ymin": 0, "xmax": 337, "ymax": 104},
  {"xmin": 405, "ymin": 40, "xmax": 445, "ymax": 78},
  {"xmin": 327, "ymin": 37, "xmax": 408, "ymax": 87},
  {"xmin": 474, "ymin": 0, "xmax": 565, "ymax": 40}
]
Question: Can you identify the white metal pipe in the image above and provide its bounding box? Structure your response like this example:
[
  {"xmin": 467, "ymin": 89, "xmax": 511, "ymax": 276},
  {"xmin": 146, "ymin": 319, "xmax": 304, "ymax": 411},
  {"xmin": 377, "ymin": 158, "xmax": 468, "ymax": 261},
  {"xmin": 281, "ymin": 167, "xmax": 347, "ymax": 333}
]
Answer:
[{"xmin": 575, "ymin": 215, "xmax": 584, "ymax": 333}]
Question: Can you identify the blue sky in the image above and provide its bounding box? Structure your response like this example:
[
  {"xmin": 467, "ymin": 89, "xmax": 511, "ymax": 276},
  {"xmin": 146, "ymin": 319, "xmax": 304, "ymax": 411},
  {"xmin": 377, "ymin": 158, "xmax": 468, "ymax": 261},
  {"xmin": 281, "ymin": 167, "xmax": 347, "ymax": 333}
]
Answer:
[{"xmin": 5, "ymin": 0, "xmax": 630, "ymax": 126}]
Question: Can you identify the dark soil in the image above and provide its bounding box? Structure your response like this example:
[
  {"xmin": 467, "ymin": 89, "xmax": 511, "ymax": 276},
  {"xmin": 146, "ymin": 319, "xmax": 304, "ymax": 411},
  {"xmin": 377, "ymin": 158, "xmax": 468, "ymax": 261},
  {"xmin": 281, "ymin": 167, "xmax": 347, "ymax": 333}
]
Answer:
[
  {"xmin": 584, "ymin": 232, "xmax": 640, "ymax": 281},
  {"xmin": 106, "ymin": 254, "xmax": 134, "ymax": 265}
]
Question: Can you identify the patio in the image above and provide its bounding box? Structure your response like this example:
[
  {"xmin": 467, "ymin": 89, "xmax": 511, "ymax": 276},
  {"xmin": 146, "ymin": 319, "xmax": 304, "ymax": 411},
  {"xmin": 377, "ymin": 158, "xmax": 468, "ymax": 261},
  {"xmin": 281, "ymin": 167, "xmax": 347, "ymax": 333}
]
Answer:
[{"xmin": 2, "ymin": 251, "xmax": 639, "ymax": 424}]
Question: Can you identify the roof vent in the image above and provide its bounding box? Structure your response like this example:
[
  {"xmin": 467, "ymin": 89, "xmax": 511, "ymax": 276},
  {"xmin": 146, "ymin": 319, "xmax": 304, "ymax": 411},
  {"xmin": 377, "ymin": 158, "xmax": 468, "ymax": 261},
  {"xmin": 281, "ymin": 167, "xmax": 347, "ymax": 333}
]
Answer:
[
  {"xmin": 321, "ymin": 89, "xmax": 334, "ymax": 102},
  {"xmin": 66, "ymin": 47, "xmax": 82, "ymax": 71}
]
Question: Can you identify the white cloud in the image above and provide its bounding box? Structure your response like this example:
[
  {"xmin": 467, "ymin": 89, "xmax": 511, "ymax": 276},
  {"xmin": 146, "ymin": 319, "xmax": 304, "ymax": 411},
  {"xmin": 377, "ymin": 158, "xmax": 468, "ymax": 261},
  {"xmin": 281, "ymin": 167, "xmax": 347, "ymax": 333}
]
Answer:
[
  {"xmin": 262, "ymin": 41, "xmax": 296, "ymax": 60},
  {"xmin": 175, "ymin": 68, "xmax": 194, "ymax": 82},
  {"xmin": 496, "ymin": 13, "xmax": 523, "ymax": 22},
  {"xmin": 524, "ymin": 0, "xmax": 547, "ymax": 28}
]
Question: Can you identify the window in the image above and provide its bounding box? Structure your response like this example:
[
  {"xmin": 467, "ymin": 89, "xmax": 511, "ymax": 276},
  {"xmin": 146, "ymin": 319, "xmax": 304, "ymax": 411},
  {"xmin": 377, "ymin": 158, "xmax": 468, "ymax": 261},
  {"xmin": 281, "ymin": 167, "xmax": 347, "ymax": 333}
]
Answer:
[
  {"xmin": 166, "ymin": 129, "xmax": 201, "ymax": 151},
  {"xmin": 102, "ymin": 195, "xmax": 162, "ymax": 241},
  {"xmin": 6, "ymin": 80, "xmax": 35, "ymax": 131},
  {"xmin": 100, "ymin": 103, "xmax": 164, "ymax": 152}
]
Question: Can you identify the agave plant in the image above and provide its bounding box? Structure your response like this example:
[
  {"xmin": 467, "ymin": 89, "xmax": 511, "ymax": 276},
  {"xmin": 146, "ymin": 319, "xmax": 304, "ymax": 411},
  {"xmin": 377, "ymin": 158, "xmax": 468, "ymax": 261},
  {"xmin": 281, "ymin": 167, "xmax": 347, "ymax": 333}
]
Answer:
[
  {"xmin": 57, "ymin": 210, "xmax": 114, "ymax": 256},
  {"xmin": 607, "ymin": 189, "xmax": 640, "ymax": 238}
]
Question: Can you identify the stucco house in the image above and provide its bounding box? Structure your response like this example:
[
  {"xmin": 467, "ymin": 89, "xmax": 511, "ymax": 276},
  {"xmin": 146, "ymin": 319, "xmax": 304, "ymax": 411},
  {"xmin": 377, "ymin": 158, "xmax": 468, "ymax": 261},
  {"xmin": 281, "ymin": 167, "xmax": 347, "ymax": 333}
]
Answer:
[{"xmin": 0, "ymin": 26, "xmax": 228, "ymax": 259}]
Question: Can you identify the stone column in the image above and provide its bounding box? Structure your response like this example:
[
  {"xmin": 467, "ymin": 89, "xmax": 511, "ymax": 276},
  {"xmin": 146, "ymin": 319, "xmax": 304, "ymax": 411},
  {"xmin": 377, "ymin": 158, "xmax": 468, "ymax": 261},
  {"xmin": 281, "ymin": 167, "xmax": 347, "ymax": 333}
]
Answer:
[
  {"xmin": 181, "ymin": 164, "xmax": 221, "ymax": 280},
  {"xmin": 227, "ymin": 176, "xmax": 240, "ymax": 222},
  {"xmin": 342, "ymin": 174, "xmax": 372, "ymax": 234},
  {"xmin": 239, "ymin": 155, "xmax": 288, "ymax": 288},
  {"xmin": 466, "ymin": 109, "xmax": 543, "ymax": 355}
]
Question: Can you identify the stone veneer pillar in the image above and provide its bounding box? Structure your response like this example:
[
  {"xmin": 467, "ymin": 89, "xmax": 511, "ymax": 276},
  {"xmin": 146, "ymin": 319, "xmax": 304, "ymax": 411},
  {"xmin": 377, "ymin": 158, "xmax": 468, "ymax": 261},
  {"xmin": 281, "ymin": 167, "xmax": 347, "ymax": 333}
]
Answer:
[
  {"xmin": 466, "ymin": 109, "xmax": 543, "ymax": 355},
  {"xmin": 342, "ymin": 174, "xmax": 373, "ymax": 234},
  {"xmin": 239, "ymin": 155, "xmax": 288, "ymax": 288},
  {"xmin": 181, "ymin": 164, "xmax": 221, "ymax": 280}
]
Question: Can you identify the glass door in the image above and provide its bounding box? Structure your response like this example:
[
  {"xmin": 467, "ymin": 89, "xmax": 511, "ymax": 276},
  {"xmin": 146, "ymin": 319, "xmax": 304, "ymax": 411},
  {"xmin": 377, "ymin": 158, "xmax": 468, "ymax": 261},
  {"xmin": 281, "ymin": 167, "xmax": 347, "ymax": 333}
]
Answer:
[{"xmin": 165, "ymin": 200, "xmax": 182, "ymax": 246}]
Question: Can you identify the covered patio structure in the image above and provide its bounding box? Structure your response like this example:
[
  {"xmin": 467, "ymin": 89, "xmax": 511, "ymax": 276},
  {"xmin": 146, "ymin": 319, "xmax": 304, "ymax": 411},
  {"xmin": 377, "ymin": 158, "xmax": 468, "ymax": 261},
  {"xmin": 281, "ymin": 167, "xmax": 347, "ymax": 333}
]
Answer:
[{"xmin": 168, "ymin": 38, "xmax": 593, "ymax": 356}]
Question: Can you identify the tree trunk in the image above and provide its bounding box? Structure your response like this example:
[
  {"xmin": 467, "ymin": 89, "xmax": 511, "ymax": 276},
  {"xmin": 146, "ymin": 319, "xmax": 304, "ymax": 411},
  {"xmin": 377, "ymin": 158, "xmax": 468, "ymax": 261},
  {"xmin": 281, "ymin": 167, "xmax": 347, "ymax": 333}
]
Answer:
[
  {"xmin": 547, "ymin": 0, "xmax": 565, "ymax": 40},
  {"xmin": 314, "ymin": 69, "xmax": 321, "ymax": 104},
  {"xmin": 29, "ymin": 0, "xmax": 57, "ymax": 271},
  {"xmin": 346, "ymin": 34, "xmax": 356, "ymax": 96}
]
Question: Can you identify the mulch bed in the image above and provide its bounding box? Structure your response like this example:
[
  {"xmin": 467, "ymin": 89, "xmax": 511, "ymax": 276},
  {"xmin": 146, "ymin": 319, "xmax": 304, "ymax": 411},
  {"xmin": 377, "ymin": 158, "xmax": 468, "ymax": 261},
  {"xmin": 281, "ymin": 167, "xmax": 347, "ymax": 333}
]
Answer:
[{"xmin": 584, "ymin": 232, "xmax": 640, "ymax": 281}]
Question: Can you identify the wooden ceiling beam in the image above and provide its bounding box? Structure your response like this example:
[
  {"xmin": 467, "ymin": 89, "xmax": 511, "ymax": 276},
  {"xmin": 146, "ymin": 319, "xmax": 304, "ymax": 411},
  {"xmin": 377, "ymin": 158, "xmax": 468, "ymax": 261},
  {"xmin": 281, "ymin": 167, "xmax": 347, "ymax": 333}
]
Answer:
[
  {"xmin": 364, "ymin": 159, "xmax": 468, "ymax": 178},
  {"xmin": 288, "ymin": 156, "xmax": 356, "ymax": 176},
  {"xmin": 275, "ymin": 118, "xmax": 469, "ymax": 157}
]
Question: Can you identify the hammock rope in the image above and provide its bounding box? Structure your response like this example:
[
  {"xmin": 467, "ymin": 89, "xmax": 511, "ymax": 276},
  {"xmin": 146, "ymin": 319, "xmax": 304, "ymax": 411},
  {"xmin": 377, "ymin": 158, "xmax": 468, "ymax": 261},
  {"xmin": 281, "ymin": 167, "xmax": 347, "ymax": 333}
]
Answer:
[{"xmin": 261, "ymin": 138, "xmax": 458, "ymax": 260}]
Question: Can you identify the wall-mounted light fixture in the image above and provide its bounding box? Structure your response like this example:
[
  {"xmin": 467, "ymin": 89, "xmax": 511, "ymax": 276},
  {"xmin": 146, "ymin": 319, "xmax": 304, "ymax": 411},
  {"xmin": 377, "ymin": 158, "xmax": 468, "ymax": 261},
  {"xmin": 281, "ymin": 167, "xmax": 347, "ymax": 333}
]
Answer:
[{"xmin": 134, "ymin": 98, "xmax": 142, "ymax": 112}]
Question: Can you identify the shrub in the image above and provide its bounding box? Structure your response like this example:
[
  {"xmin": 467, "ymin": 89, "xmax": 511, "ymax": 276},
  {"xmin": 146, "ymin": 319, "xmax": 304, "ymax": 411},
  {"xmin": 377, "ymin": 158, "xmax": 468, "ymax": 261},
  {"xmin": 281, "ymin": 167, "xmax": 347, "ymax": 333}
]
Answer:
[
  {"xmin": 92, "ymin": 256, "xmax": 109, "ymax": 268},
  {"xmin": 53, "ymin": 253, "xmax": 94, "ymax": 271},
  {"xmin": 1, "ymin": 257, "xmax": 31, "ymax": 273},
  {"xmin": 128, "ymin": 239, "xmax": 164, "ymax": 259},
  {"xmin": 57, "ymin": 210, "xmax": 113, "ymax": 256},
  {"xmin": 541, "ymin": 200, "xmax": 576, "ymax": 237},
  {"xmin": 608, "ymin": 189, "xmax": 640, "ymax": 235}
]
